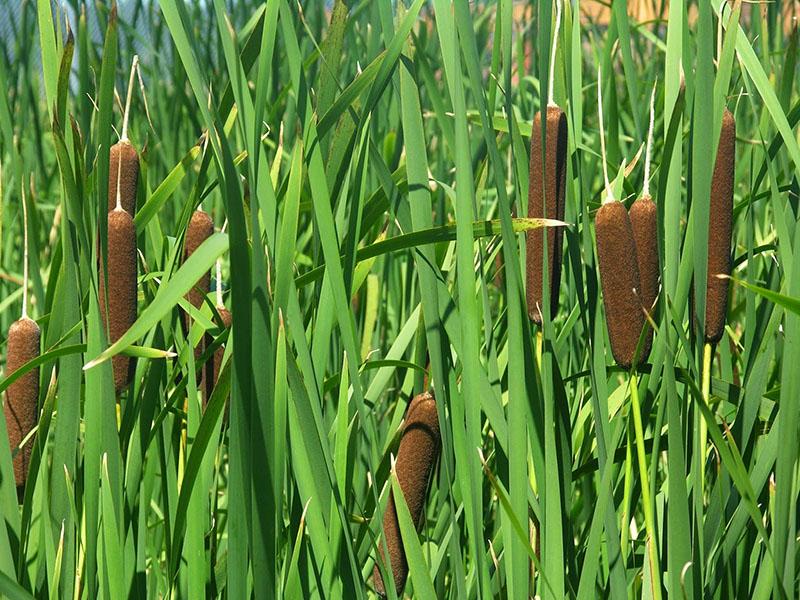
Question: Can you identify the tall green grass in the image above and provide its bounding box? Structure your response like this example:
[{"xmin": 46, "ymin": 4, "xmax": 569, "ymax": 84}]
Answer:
[{"xmin": 0, "ymin": 0, "xmax": 799, "ymax": 597}]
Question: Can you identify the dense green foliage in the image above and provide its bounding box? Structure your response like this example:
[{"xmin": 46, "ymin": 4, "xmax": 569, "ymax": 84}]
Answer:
[{"xmin": 0, "ymin": 0, "xmax": 799, "ymax": 597}]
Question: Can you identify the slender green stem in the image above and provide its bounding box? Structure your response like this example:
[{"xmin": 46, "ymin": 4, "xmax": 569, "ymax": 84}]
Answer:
[
  {"xmin": 535, "ymin": 330, "xmax": 543, "ymax": 369},
  {"xmin": 630, "ymin": 371, "xmax": 662, "ymax": 600},
  {"xmin": 531, "ymin": 328, "xmax": 543, "ymax": 584},
  {"xmin": 620, "ymin": 425, "xmax": 633, "ymax": 558},
  {"xmin": 700, "ymin": 342, "xmax": 713, "ymax": 502}
]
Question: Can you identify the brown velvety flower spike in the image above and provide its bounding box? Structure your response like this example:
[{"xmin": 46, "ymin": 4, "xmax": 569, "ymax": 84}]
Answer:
[
  {"xmin": 527, "ymin": 105, "xmax": 568, "ymax": 324},
  {"xmin": 373, "ymin": 392, "xmax": 440, "ymax": 597},
  {"xmin": 100, "ymin": 208, "xmax": 138, "ymax": 393},
  {"xmin": 596, "ymin": 202, "xmax": 647, "ymax": 369},
  {"xmin": 183, "ymin": 210, "xmax": 214, "ymax": 339},
  {"xmin": 629, "ymin": 195, "xmax": 657, "ymax": 363},
  {"xmin": 702, "ymin": 108, "xmax": 735, "ymax": 344},
  {"xmin": 4, "ymin": 317, "xmax": 40, "ymax": 491}
]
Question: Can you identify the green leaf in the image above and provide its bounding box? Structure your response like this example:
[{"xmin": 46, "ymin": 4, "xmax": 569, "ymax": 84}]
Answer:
[
  {"xmin": 134, "ymin": 143, "xmax": 203, "ymax": 232},
  {"xmin": 296, "ymin": 218, "xmax": 562, "ymax": 287},
  {"xmin": 84, "ymin": 233, "xmax": 228, "ymax": 370},
  {"xmin": 727, "ymin": 276, "xmax": 800, "ymax": 316},
  {"xmin": 0, "ymin": 570, "xmax": 34, "ymax": 600}
]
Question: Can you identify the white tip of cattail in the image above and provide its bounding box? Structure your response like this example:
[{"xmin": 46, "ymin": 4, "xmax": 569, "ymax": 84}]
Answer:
[
  {"xmin": 114, "ymin": 148, "xmax": 124, "ymax": 212},
  {"xmin": 547, "ymin": 0, "xmax": 562, "ymax": 107},
  {"xmin": 121, "ymin": 55, "xmax": 139, "ymax": 143},
  {"xmin": 643, "ymin": 81, "xmax": 657, "ymax": 198},
  {"xmin": 680, "ymin": 562, "xmax": 693, "ymax": 586},
  {"xmin": 597, "ymin": 67, "xmax": 613, "ymax": 204},
  {"xmin": 21, "ymin": 181, "xmax": 29, "ymax": 319}
]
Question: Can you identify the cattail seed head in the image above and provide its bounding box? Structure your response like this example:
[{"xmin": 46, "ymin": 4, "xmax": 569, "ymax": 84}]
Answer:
[
  {"xmin": 596, "ymin": 202, "xmax": 646, "ymax": 369},
  {"xmin": 203, "ymin": 306, "xmax": 232, "ymax": 410},
  {"xmin": 99, "ymin": 209, "xmax": 137, "ymax": 393},
  {"xmin": 183, "ymin": 210, "xmax": 214, "ymax": 338},
  {"xmin": 703, "ymin": 108, "xmax": 735, "ymax": 344},
  {"xmin": 374, "ymin": 391, "xmax": 440, "ymax": 597},
  {"xmin": 4, "ymin": 317, "xmax": 40, "ymax": 491},
  {"xmin": 108, "ymin": 140, "xmax": 139, "ymax": 215},
  {"xmin": 629, "ymin": 194, "xmax": 658, "ymax": 362},
  {"xmin": 526, "ymin": 105, "xmax": 568, "ymax": 324}
]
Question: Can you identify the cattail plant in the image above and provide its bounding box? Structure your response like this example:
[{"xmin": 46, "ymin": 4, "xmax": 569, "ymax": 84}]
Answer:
[
  {"xmin": 100, "ymin": 56, "xmax": 140, "ymax": 394},
  {"xmin": 595, "ymin": 69, "xmax": 662, "ymax": 597},
  {"xmin": 183, "ymin": 208, "xmax": 214, "ymax": 335},
  {"xmin": 702, "ymin": 108, "xmax": 735, "ymax": 345},
  {"xmin": 527, "ymin": 0, "xmax": 567, "ymax": 325},
  {"xmin": 595, "ymin": 77, "xmax": 646, "ymax": 369},
  {"xmin": 107, "ymin": 56, "xmax": 140, "ymax": 215},
  {"xmin": 696, "ymin": 28, "xmax": 738, "ymax": 514},
  {"xmin": 628, "ymin": 85, "xmax": 660, "ymax": 363},
  {"xmin": 373, "ymin": 391, "xmax": 440, "ymax": 597},
  {"xmin": 4, "ymin": 188, "xmax": 40, "ymax": 493}
]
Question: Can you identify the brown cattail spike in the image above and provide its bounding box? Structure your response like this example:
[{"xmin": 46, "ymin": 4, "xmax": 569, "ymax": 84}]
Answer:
[
  {"xmin": 629, "ymin": 196, "xmax": 658, "ymax": 362},
  {"xmin": 100, "ymin": 209, "xmax": 137, "ymax": 393},
  {"xmin": 526, "ymin": 105, "xmax": 568, "ymax": 324},
  {"xmin": 596, "ymin": 202, "xmax": 646, "ymax": 369},
  {"xmin": 703, "ymin": 108, "xmax": 735, "ymax": 344},
  {"xmin": 4, "ymin": 317, "xmax": 40, "ymax": 491},
  {"xmin": 184, "ymin": 210, "xmax": 214, "ymax": 332},
  {"xmin": 108, "ymin": 140, "xmax": 139, "ymax": 215},
  {"xmin": 374, "ymin": 391, "xmax": 440, "ymax": 597}
]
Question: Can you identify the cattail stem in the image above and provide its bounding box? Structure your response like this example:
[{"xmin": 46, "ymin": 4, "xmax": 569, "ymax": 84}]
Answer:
[
  {"xmin": 115, "ymin": 149, "xmax": 123, "ymax": 212},
  {"xmin": 643, "ymin": 83, "xmax": 656, "ymax": 198},
  {"xmin": 535, "ymin": 330, "xmax": 543, "ymax": 369},
  {"xmin": 629, "ymin": 372, "xmax": 662, "ymax": 600},
  {"xmin": 134, "ymin": 57, "xmax": 155, "ymax": 133},
  {"xmin": 716, "ymin": 0, "xmax": 724, "ymax": 66},
  {"xmin": 21, "ymin": 183, "xmax": 28, "ymax": 319},
  {"xmin": 547, "ymin": 0, "xmax": 562, "ymax": 107},
  {"xmin": 597, "ymin": 67, "xmax": 612, "ymax": 203},
  {"xmin": 121, "ymin": 55, "xmax": 139, "ymax": 143},
  {"xmin": 699, "ymin": 342, "xmax": 712, "ymax": 501},
  {"xmin": 620, "ymin": 434, "xmax": 633, "ymax": 557}
]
